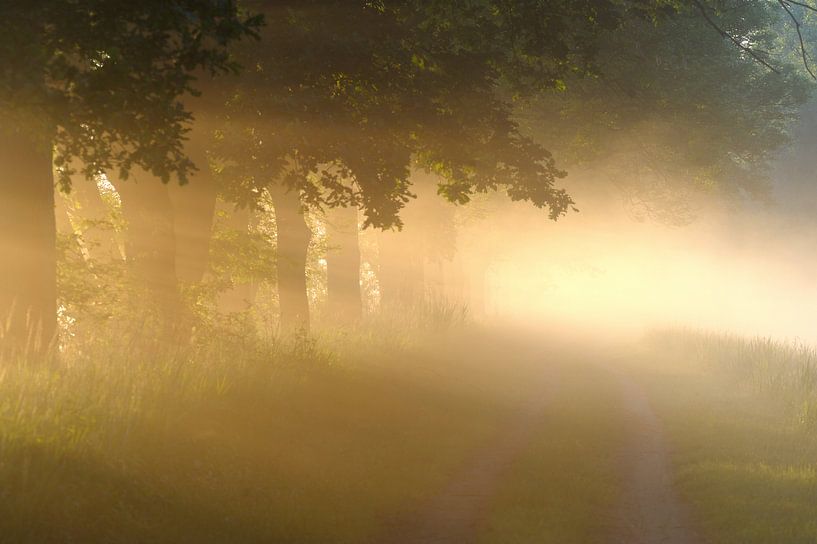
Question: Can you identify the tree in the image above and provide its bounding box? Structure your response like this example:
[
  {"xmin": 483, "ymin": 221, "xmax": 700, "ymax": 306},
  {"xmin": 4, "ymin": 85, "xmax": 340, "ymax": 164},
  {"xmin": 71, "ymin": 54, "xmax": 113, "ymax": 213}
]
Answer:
[
  {"xmin": 108, "ymin": 123, "xmax": 219, "ymax": 335},
  {"xmin": 213, "ymin": 0, "xmax": 673, "ymax": 329},
  {"xmin": 325, "ymin": 205, "xmax": 363, "ymax": 321},
  {"xmin": 523, "ymin": 0, "xmax": 811, "ymax": 225},
  {"xmin": 377, "ymin": 171, "xmax": 458, "ymax": 308},
  {"xmin": 375, "ymin": 0, "xmax": 814, "ymax": 313},
  {"xmin": 0, "ymin": 1, "xmax": 260, "ymax": 355}
]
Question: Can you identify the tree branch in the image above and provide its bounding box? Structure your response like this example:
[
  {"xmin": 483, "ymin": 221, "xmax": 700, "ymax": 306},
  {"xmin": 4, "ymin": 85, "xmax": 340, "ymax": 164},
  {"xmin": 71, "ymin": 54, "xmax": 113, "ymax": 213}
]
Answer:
[
  {"xmin": 782, "ymin": 0, "xmax": 817, "ymax": 14},
  {"xmin": 779, "ymin": 0, "xmax": 817, "ymax": 79},
  {"xmin": 690, "ymin": 0, "xmax": 780, "ymax": 74}
]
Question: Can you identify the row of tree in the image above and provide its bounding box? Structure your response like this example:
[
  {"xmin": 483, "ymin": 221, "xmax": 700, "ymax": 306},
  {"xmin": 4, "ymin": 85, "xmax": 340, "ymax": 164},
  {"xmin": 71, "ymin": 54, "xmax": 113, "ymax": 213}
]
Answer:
[{"xmin": 0, "ymin": 0, "xmax": 813, "ymax": 356}]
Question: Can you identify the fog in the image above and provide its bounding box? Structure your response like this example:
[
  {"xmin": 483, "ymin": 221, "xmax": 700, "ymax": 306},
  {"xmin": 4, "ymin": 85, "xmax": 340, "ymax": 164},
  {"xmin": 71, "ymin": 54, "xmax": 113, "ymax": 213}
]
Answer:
[
  {"xmin": 477, "ymin": 185, "xmax": 817, "ymax": 344},
  {"xmin": 7, "ymin": 2, "xmax": 817, "ymax": 542}
]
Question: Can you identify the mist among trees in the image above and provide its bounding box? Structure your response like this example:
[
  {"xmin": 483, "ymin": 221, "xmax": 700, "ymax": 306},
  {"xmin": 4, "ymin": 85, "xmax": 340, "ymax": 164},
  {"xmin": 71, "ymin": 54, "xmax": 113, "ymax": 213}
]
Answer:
[{"xmin": 3, "ymin": 1, "xmax": 817, "ymax": 543}]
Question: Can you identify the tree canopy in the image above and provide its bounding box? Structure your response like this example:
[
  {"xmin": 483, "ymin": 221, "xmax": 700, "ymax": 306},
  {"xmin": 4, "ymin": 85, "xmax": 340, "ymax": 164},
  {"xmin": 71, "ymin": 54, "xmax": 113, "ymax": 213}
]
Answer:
[
  {"xmin": 0, "ymin": 0, "xmax": 260, "ymax": 353},
  {"xmin": 0, "ymin": 0, "xmax": 261, "ymax": 187},
  {"xmin": 213, "ymin": 0, "xmax": 682, "ymax": 229},
  {"xmin": 2, "ymin": 0, "xmax": 816, "ymax": 345},
  {"xmin": 524, "ymin": 0, "xmax": 812, "ymax": 223}
]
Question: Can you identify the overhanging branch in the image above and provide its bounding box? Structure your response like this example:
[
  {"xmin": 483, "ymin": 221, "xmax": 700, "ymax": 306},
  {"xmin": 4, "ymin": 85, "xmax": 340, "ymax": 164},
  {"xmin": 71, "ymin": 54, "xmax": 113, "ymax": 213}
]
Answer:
[
  {"xmin": 779, "ymin": 0, "xmax": 817, "ymax": 79},
  {"xmin": 690, "ymin": 0, "xmax": 780, "ymax": 74}
]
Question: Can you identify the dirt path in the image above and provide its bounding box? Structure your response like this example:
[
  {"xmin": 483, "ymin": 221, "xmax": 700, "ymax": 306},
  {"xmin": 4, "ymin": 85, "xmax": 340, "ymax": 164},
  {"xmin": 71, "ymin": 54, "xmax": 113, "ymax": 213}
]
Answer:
[
  {"xmin": 379, "ymin": 383, "xmax": 553, "ymax": 544},
  {"xmin": 612, "ymin": 374, "xmax": 701, "ymax": 544},
  {"xmin": 378, "ymin": 363, "xmax": 700, "ymax": 543}
]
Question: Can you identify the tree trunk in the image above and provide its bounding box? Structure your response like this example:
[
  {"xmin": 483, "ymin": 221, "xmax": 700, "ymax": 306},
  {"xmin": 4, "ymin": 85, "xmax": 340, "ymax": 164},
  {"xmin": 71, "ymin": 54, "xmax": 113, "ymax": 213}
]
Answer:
[
  {"xmin": 440, "ymin": 251, "xmax": 467, "ymax": 304},
  {"xmin": 67, "ymin": 174, "xmax": 122, "ymax": 262},
  {"xmin": 326, "ymin": 205, "xmax": 362, "ymax": 322},
  {"xmin": 111, "ymin": 127, "xmax": 216, "ymax": 340},
  {"xmin": 0, "ymin": 128, "xmax": 57, "ymax": 357},
  {"xmin": 216, "ymin": 204, "xmax": 260, "ymax": 313},
  {"xmin": 467, "ymin": 257, "xmax": 488, "ymax": 318},
  {"xmin": 114, "ymin": 174, "xmax": 180, "ymax": 317},
  {"xmin": 167, "ymin": 137, "xmax": 217, "ymax": 284},
  {"xmin": 376, "ymin": 172, "xmax": 446, "ymax": 309},
  {"xmin": 269, "ymin": 185, "xmax": 312, "ymax": 331},
  {"xmin": 377, "ymin": 229, "xmax": 424, "ymax": 309},
  {"xmin": 54, "ymin": 188, "xmax": 74, "ymax": 237}
]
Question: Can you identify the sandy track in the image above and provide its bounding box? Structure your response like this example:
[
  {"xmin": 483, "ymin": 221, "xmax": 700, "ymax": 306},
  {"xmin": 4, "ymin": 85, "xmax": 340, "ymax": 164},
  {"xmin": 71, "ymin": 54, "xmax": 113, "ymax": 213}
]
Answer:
[
  {"xmin": 379, "ymin": 383, "xmax": 553, "ymax": 544},
  {"xmin": 612, "ymin": 374, "xmax": 701, "ymax": 544},
  {"xmin": 378, "ymin": 364, "xmax": 700, "ymax": 543}
]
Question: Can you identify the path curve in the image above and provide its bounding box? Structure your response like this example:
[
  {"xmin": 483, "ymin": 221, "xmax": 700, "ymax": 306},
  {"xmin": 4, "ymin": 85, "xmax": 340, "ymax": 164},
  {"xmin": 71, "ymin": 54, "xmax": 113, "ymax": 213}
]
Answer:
[
  {"xmin": 378, "ymin": 382, "xmax": 553, "ymax": 543},
  {"xmin": 612, "ymin": 374, "xmax": 702, "ymax": 544},
  {"xmin": 377, "ymin": 362, "xmax": 701, "ymax": 543}
]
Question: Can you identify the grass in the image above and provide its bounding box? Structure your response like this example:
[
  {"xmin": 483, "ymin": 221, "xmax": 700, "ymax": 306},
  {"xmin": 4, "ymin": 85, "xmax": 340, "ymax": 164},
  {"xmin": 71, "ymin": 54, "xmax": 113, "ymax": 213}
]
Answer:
[
  {"xmin": 0, "ymin": 317, "xmax": 558, "ymax": 544},
  {"xmin": 25, "ymin": 310, "xmax": 813, "ymax": 543},
  {"xmin": 633, "ymin": 329, "xmax": 817, "ymax": 544}
]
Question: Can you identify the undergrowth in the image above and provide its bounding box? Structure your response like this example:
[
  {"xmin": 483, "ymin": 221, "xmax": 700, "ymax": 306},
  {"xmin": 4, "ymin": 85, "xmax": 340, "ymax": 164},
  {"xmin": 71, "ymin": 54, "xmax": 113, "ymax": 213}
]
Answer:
[
  {"xmin": 0, "ymin": 304, "xmax": 529, "ymax": 544},
  {"xmin": 639, "ymin": 329, "xmax": 817, "ymax": 544}
]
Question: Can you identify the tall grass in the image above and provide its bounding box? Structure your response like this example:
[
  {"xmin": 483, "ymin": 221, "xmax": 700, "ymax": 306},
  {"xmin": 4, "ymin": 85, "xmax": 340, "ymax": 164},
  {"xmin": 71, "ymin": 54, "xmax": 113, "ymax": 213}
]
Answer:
[
  {"xmin": 0, "ymin": 298, "xmax": 514, "ymax": 543},
  {"xmin": 638, "ymin": 330, "xmax": 817, "ymax": 543},
  {"xmin": 645, "ymin": 328, "xmax": 817, "ymax": 426},
  {"xmin": 365, "ymin": 291, "xmax": 470, "ymax": 334}
]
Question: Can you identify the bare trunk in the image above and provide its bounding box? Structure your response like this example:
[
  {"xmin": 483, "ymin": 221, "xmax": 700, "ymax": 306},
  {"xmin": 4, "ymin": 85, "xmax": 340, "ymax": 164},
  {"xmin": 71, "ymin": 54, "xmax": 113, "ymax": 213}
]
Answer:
[
  {"xmin": 0, "ymin": 128, "xmax": 57, "ymax": 357},
  {"xmin": 326, "ymin": 205, "xmax": 362, "ymax": 322},
  {"xmin": 441, "ymin": 252, "xmax": 468, "ymax": 304},
  {"xmin": 67, "ymin": 175, "xmax": 121, "ymax": 262},
  {"xmin": 114, "ymin": 174, "xmax": 180, "ymax": 319},
  {"xmin": 467, "ymin": 258, "xmax": 488, "ymax": 318},
  {"xmin": 54, "ymin": 188, "xmax": 73, "ymax": 236},
  {"xmin": 269, "ymin": 185, "xmax": 312, "ymax": 331},
  {"xmin": 113, "ymin": 133, "xmax": 215, "ymax": 341},
  {"xmin": 216, "ymin": 205, "xmax": 260, "ymax": 313},
  {"xmin": 168, "ymin": 138, "xmax": 217, "ymax": 284},
  {"xmin": 376, "ymin": 173, "xmax": 446, "ymax": 309},
  {"xmin": 378, "ymin": 229, "xmax": 424, "ymax": 309}
]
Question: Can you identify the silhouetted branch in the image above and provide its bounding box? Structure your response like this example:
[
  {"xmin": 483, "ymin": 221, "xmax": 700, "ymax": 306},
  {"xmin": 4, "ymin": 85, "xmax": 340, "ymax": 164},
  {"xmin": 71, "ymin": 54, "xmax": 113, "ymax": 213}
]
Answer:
[
  {"xmin": 779, "ymin": 0, "xmax": 817, "ymax": 79},
  {"xmin": 690, "ymin": 0, "xmax": 780, "ymax": 74},
  {"xmin": 782, "ymin": 0, "xmax": 817, "ymax": 14}
]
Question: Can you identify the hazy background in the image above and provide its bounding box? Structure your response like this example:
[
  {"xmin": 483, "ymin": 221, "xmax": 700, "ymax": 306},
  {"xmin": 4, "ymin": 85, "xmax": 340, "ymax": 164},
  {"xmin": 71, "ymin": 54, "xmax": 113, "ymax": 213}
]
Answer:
[{"xmin": 468, "ymin": 103, "xmax": 817, "ymax": 344}]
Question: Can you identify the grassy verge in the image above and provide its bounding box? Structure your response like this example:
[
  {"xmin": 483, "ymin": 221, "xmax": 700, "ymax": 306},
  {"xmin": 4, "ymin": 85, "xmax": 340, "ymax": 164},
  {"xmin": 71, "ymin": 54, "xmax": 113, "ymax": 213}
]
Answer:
[
  {"xmin": 633, "ymin": 330, "xmax": 817, "ymax": 544},
  {"xmin": 477, "ymin": 357, "xmax": 629, "ymax": 544},
  {"xmin": 0, "ymin": 322, "xmax": 552, "ymax": 544}
]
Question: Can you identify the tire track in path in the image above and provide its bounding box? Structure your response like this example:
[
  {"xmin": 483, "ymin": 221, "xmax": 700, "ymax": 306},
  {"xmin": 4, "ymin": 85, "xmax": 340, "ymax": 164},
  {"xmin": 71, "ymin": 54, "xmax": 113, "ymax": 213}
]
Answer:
[
  {"xmin": 378, "ymin": 379, "xmax": 554, "ymax": 544},
  {"xmin": 612, "ymin": 373, "xmax": 701, "ymax": 544},
  {"xmin": 377, "ymin": 354, "xmax": 702, "ymax": 544}
]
